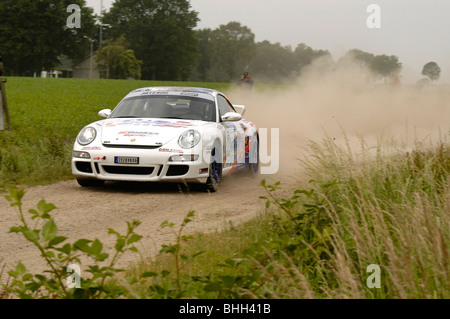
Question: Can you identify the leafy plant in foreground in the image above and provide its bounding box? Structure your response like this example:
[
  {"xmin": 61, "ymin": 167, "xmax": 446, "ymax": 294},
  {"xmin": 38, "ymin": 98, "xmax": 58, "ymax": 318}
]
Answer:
[
  {"xmin": 140, "ymin": 211, "xmax": 206, "ymax": 298},
  {"xmin": 3, "ymin": 187, "xmax": 142, "ymax": 299}
]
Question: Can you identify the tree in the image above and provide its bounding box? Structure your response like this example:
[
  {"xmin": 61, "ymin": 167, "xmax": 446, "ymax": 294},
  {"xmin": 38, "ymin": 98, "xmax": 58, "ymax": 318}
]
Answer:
[
  {"xmin": 249, "ymin": 41, "xmax": 297, "ymax": 83},
  {"xmin": 421, "ymin": 61, "xmax": 441, "ymax": 82},
  {"xmin": 294, "ymin": 43, "xmax": 330, "ymax": 76},
  {"xmin": 103, "ymin": 0, "xmax": 199, "ymax": 81},
  {"xmin": 346, "ymin": 49, "xmax": 375, "ymax": 68},
  {"xmin": 0, "ymin": 0, "xmax": 96, "ymax": 76},
  {"xmin": 96, "ymin": 36, "xmax": 142, "ymax": 79},
  {"xmin": 369, "ymin": 54, "xmax": 402, "ymax": 82},
  {"xmin": 209, "ymin": 22, "xmax": 256, "ymax": 81}
]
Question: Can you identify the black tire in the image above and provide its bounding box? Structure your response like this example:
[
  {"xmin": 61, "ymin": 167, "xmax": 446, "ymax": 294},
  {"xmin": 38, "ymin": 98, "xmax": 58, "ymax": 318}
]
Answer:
[
  {"xmin": 205, "ymin": 144, "xmax": 222, "ymax": 192},
  {"xmin": 247, "ymin": 133, "xmax": 259, "ymax": 175},
  {"xmin": 77, "ymin": 178, "xmax": 105, "ymax": 187}
]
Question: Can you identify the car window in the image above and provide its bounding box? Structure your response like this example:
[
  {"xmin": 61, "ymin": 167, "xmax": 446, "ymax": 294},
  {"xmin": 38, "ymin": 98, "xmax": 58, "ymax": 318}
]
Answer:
[
  {"xmin": 110, "ymin": 96, "xmax": 216, "ymax": 122},
  {"xmin": 217, "ymin": 95, "xmax": 235, "ymax": 118}
]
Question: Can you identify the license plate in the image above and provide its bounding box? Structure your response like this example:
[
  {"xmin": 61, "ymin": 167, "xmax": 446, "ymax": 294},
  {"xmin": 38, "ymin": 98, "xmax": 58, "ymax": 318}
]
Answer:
[{"xmin": 114, "ymin": 156, "xmax": 139, "ymax": 164}]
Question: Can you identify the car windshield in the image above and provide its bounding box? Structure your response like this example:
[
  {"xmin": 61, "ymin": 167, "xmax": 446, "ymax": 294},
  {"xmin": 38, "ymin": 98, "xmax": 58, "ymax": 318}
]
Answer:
[{"xmin": 109, "ymin": 96, "xmax": 216, "ymax": 122}]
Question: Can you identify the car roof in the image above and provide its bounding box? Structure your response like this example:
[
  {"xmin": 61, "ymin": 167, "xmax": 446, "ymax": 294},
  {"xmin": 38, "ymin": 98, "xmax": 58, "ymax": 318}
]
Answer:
[{"xmin": 125, "ymin": 86, "xmax": 221, "ymax": 101}]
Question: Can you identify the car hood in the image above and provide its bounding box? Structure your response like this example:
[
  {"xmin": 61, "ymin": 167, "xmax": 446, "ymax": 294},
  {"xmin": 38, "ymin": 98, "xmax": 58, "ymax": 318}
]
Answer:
[{"xmin": 100, "ymin": 118, "xmax": 203, "ymax": 147}]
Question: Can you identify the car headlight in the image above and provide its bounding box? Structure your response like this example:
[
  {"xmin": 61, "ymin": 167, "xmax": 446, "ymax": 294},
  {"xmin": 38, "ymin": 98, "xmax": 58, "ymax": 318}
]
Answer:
[
  {"xmin": 77, "ymin": 126, "xmax": 97, "ymax": 145},
  {"xmin": 178, "ymin": 130, "xmax": 201, "ymax": 149}
]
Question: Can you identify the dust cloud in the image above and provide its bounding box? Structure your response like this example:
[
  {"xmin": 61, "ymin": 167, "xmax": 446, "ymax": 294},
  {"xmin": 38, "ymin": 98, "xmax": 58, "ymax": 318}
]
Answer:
[{"xmin": 227, "ymin": 59, "xmax": 450, "ymax": 179}]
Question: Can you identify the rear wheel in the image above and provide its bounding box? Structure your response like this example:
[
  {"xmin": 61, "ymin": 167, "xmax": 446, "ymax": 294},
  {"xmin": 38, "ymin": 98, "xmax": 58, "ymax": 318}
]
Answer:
[
  {"xmin": 205, "ymin": 144, "xmax": 222, "ymax": 192},
  {"xmin": 77, "ymin": 178, "xmax": 105, "ymax": 187}
]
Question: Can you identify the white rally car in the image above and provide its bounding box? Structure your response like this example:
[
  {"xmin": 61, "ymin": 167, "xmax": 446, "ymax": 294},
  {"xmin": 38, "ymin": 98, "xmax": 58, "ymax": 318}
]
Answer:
[{"xmin": 72, "ymin": 87, "xmax": 259, "ymax": 191}]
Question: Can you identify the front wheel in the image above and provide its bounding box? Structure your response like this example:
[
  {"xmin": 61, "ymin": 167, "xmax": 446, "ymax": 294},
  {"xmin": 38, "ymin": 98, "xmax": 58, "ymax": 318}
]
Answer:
[
  {"xmin": 247, "ymin": 134, "xmax": 259, "ymax": 175},
  {"xmin": 204, "ymin": 145, "xmax": 222, "ymax": 192}
]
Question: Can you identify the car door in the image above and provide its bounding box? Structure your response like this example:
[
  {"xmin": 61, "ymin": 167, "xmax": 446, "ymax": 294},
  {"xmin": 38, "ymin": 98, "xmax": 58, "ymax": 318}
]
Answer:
[{"xmin": 216, "ymin": 94, "xmax": 246, "ymax": 169}]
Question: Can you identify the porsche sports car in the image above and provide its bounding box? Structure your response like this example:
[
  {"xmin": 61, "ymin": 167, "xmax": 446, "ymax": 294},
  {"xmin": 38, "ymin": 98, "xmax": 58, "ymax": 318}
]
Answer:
[{"xmin": 72, "ymin": 87, "xmax": 259, "ymax": 192}]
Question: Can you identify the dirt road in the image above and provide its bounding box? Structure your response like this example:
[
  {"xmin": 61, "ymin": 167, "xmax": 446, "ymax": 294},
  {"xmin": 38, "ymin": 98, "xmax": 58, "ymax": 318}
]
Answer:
[{"xmin": 0, "ymin": 173, "xmax": 289, "ymax": 275}]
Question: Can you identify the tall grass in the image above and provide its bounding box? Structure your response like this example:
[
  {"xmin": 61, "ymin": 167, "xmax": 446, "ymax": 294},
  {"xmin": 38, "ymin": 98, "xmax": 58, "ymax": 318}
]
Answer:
[
  {"xmin": 253, "ymin": 134, "xmax": 450, "ymax": 298},
  {"xmin": 300, "ymin": 135, "xmax": 449, "ymax": 298}
]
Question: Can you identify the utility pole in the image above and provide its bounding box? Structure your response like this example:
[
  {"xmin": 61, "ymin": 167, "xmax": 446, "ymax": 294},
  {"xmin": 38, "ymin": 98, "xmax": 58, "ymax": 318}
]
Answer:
[
  {"xmin": 98, "ymin": 0, "xmax": 110, "ymax": 46},
  {"xmin": 99, "ymin": 0, "xmax": 103, "ymax": 46},
  {"xmin": 0, "ymin": 78, "xmax": 11, "ymax": 130}
]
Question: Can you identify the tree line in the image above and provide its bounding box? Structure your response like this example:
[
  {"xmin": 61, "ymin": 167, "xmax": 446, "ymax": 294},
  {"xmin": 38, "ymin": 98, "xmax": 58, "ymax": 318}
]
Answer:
[{"xmin": 0, "ymin": 0, "xmax": 440, "ymax": 84}]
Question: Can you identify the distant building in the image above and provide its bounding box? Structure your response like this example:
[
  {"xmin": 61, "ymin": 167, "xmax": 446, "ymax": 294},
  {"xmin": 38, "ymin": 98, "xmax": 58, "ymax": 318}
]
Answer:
[
  {"xmin": 39, "ymin": 53, "xmax": 99, "ymax": 79},
  {"xmin": 72, "ymin": 52, "xmax": 99, "ymax": 79}
]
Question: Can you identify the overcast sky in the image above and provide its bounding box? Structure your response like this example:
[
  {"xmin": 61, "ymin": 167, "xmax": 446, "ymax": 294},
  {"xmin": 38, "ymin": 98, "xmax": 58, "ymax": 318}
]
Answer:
[{"xmin": 86, "ymin": 0, "xmax": 450, "ymax": 83}]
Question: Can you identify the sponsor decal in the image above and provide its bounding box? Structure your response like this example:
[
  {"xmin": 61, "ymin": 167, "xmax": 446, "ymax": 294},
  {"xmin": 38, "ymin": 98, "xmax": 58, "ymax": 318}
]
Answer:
[
  {"xmin": 93, "ymin": 156, "xmax": 106, "ymax": 161},
  {"xmin": 159, "ymin": 148, "xmax": 184, "ymax": 153},
  {"xmin": 82, "ymin": 146, "xmax": 101, "ymax": 150},
  {"xmin": 105, "ymin": 119, "xmax": 195, "ymax": 128},
  {"xmin": 118, "ymin": 131, "xmax": 159, "ymax": 137}
]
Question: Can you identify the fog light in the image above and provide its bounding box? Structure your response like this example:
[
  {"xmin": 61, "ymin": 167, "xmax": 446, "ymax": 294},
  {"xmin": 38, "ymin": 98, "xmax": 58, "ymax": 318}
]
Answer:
[
  {"xmin": 73, "ymin": 151, "xmax": 91, "ymax": 159},
  {"xmin": 169, "ymin": 154, "xmax": 199, "ymax": 162},
  {"xmin": 199, "ymin": 168, "xmax": 209, "ymax": 174}
]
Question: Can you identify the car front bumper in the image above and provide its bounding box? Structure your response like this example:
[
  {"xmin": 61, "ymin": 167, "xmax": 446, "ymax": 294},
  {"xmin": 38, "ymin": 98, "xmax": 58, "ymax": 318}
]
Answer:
[{"xmin": 72, "ymin": 146, "xmax": 211, "ymax": 183}]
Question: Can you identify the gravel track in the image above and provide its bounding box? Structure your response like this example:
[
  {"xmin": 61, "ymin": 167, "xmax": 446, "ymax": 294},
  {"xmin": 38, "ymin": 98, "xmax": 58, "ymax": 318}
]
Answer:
[{"xmin": 0, "ymin": 173, "xmax": 282, "ymax": 275}]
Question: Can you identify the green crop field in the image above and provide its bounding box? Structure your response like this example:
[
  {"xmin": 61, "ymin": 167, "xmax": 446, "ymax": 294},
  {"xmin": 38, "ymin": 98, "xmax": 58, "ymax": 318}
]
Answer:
[{"xmin": 0, "ymin": 77, "xmax": 233, "ymax": 189}]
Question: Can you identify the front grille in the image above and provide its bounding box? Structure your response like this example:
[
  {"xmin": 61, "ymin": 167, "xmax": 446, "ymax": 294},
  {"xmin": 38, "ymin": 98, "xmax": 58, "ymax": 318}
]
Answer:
[
  {"xmin": 102, "ymin": 144, "xmax": 160, "ymax": 149},
  {"xmin": 102, "ymin": 165, "xmax": 154, "ymax": 175},
  {"xmin": 166, "ymin": 165, "xmax": 189, "ymax": 176},
  {"xmin": 76, "ymin": 162, "xmax": 93, "ymax": 173}
]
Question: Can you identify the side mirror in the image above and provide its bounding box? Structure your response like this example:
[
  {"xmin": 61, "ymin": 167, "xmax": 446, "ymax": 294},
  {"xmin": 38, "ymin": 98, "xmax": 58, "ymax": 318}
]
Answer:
[
  {"xmin": 98, "ymin": 109, "xmax": 112, "ymax": 118},
  {"xmin": 233, "ymin": 104, "xmax": 245, "ymax": 116},
  {"xmin": 221, "ymin": 112, "xmax": 242, "ymax": 122}
]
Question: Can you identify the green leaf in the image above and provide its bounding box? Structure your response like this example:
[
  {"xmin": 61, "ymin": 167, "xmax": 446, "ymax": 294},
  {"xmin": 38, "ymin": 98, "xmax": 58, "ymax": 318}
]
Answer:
[
  {"xmin": 44, "ymin": 251, "xmax": 55, "ymax": 258},
  {"xmin": 115, "ymin": 238, "xmax": 126, "ymax": 252},
  {"xmin": 142, "ymin": 272, "xmax": 158, "ymax": 278},
  {"xmin": 96, "ymin": 253, "xmax": 109, "ymax": 262},
  {"xmin": 9, "ymin": 226, "xmax": 23, "ymax": 233},
  {"xmin": 48, "ymin": 236, "xmax": 67, "ymax": 247},
  {"xmin": 42, "ymin": 219, "xmax": 58, "ymax": 242},
  {"xmin": 15, "ymin": 262, "xmax": 27, "ymax": 276},
  {"xmin": 23, "ymin": 229, "xmax": 39, "ymax": 243},
  {"xmin": 204, "ymin": 282, "xmax": 222, "ymax": 292},
  {"xmin": 28, "ymin": 209, "xmax": 39, "ymax": 219},
  {"xmin": 91, "ymin": 239, "xmax": 103, "ymax": 255},
  {"xmin": 107, "ymin": 228, "xmax": 121, "ymax": 237},
  {"xmin": 58, "ymin": 243, "xmax": 72, "ymax": 255},
  {"xmin": 160, "ymin": 220, "xmax": 175, "ymax": 228},
  {"xmin": 159, "ymin": 244, "xmax": 178, "ymax": 255},
  {"xmin": 182, "ymin": 210, "xmax": 195, "ymax": 225},
  {"xmin": 74, "ymin": 239, "xmax": 93, "ymax": 253},
  {"xmin": 220, "ymin": 276, "xmax": 236, "ymax": 289},
  {"xmin": 128, "ymin": 247, "xmax": 138, "ymax": 253},
  {"xmin": 37, "ymin": 199, "xmax": 57, "ymax": 215},
  {"xmin": 127, "ymin": 234, "xmax": 142, "ymax": 245}
]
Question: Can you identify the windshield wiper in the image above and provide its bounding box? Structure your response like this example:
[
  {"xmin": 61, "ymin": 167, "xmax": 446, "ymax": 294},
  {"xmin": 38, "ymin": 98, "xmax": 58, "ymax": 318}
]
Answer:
[
  {"xmin": 112, "ymin": 116, "xmax": 140, "ymax": 118},
  {"xmin": 158, "ymin": 116, "xmax": 183, "ymax": 119}
]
